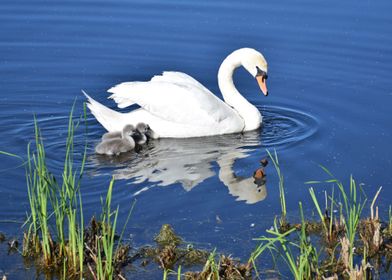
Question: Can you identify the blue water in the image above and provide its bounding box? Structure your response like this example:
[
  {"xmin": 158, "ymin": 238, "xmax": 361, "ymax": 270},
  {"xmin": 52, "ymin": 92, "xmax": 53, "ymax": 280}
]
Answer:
[{"xmin": 1, "ymin": 0, "xmax": 392, "ymax": 278}]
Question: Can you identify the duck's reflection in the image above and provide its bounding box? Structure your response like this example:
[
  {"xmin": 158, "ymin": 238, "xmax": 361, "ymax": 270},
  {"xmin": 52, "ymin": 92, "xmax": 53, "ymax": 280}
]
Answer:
[{"xmin": 92, "ymin": 130, "xmax": 267, "ymax": 204}]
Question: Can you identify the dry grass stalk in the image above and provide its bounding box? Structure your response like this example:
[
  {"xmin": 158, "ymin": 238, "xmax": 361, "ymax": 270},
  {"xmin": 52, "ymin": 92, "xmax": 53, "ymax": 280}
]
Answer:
[
  {"xmin": 369, "ymin": 189, "xmax": 383, "ymax": 251},
  {"xmin": 87, "ymin": 263, "xmax": 98, "ymax": 280},
  {"xmin": 370, "ymin": 187, "xmax": 382, "ymax": 220},
  {"xmin": 185, "ymin": 254, "xmax": 251, "ymax": 280},
  {"xmin": 118, "ymin": 274, "xmax": 126, "ymax": 280},
  {"xmin": 359, "ymin": 188, "xmax": 384, "ymax": 256},
  {"xmin": 372, "ymin": 214, "xmax": 383, "ymax": 250},
  {"xmin": 347, "ymin": 262, "xmax": 370, "ymax": 280},
  {"xmin": 340, "ymin": 236, "xmax": 350, "ymax": 269},
  {"xmin": 219, "ymin": 255, "xmax": 252, "ymax": 279},
  {"xmin": 323, "ymin": 275, "xmax": 338, "ymax": 280}
]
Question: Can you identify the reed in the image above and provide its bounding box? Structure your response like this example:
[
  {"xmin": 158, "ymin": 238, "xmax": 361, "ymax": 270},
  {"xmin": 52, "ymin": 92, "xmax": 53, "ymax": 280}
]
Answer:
[
  {"xmin": 21, "ymin": 105, "xmax": 87, "ymax": 277},
  {"xmin": 24, "ymin": 117, "xmax": 55, "ymax": 264},
  {"xmin": 161, "ymin": 267, "xmax": 179, "ymax": 280},
  {"xmin": 162, "ymin": 265, "xmax": 182, "ymax": 280},
  {"xmin": 0, "ymin": 104, "xmax": 139, "ymax": 279},
  {"xmin": 48, "ymin": 104, "xmax": 86, "ymax": 273},
  {"xmin": 87, "ymin": 178, "xmax": 136, "ymax": 280},
  {"xmin": 100, "ymin": 178, "xmax": 118, "ymax": 279},
  {"xmin": 201, "ymin": 249, "xmax": 220, "ymax": 279},
  {"xmin": 250, "ymin": 202, "xmax": 319, "ymax": 280},
  {"xmin": 298, "ymin": 202, "xmax": 320, "ymax": 278},
  {"xmin": 266, "ymin": 149, "xmax": 287, "ymax": 228},
  {"xmin": 308, "ymin": 187, "xmax": 339, "ymax": 245},
  {"xmin": 389, "ymin": 205, "xmax": 392, "ymax": 235},
  {"xmin": 307, "ymin": 168, "xmax": 367, "ymax": 270},
  {"xmin": 162, "ymin": 269, "xmax": 168, "ymax": 280},
  {"xmin": 177, "ymin": 265, "xmax": 182, "ymax": 280},
  {"xmin": 248, "ymin": 155, "xmax": 385, "ymax": 279}
]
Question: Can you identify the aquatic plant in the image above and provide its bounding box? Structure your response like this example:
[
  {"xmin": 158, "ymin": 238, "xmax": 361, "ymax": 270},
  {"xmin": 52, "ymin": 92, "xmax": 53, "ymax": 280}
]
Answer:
[
  {"xmin": 308, "ymin": 187, "xmax": 340, "ymax": 246},
  {"xmin": 266, "ymin": 149, "xmax": 287, "ymax": 229},
  {"xmin": 2, "ymin": 105, "xmax": 135, "ymax": 279},
  {"xmin": 87, "ymin": 178, "xmax": 119, "ymax": 280},
  {"xmin": 249, "ymin": 202, "xmax": 320, "ymax": 280},
  {"xmin": 389, "ymin": 205, "xmax": 392, "ymax": 235},
  {"xmin": 21, "ymin": 107, "xmax": 87, "ymax": 276},
  {"xmin": 307, "ymin": 168, "xmax": 367, "ymax": 271},
  {"xmin": 183, "ymin": 249, "xmax": 252, "ymax": 280},
  {"xmin": 249, "ymin": 159, "xmax": 391, "ymax": 279},
  {"xmin": 24, "ymin": 117, "xmax": 57, "ymax": 264},
  {"xmin": 4, "ymin": 113, "xmax": 392, "ymax": 279}
]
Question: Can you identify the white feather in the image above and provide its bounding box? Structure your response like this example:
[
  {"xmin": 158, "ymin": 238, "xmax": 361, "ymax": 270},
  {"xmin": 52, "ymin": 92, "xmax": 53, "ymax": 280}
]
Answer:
[{"xmin": 84, "ymin": 48, "xmax": 268, "ymax": 138}]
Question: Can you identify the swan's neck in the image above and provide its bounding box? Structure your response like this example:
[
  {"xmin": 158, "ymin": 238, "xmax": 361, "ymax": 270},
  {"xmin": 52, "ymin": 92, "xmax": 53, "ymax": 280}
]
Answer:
[{"xmin": 217, "ymin": 53, "xmax": 262, "ymax": 131}]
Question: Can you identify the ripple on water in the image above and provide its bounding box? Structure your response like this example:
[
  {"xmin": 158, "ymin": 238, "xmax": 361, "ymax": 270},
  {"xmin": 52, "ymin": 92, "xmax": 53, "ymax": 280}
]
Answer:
[
  {"xmin": 5, "ymin": 104, "xmax": 318, "ymax": 205},
  {"xmin": 260, "ymin": 105, "xmax": 318, "ymax": 148}
]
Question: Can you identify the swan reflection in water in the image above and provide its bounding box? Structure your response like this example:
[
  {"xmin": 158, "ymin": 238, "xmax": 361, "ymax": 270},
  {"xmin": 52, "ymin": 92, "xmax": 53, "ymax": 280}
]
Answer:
[{"xmin": 91, "ymin": 130, "xmax": 267, "ymax": 204}]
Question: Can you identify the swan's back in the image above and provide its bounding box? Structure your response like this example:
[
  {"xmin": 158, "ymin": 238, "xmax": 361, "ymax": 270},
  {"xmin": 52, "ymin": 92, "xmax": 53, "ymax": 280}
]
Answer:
[
  {"xmin": 150, "ymin": 71, "xmax": 207, "ymax": 90},
  {"xmin": 107, "ymin": 72, "xmax": 244, "ymax": 136}
]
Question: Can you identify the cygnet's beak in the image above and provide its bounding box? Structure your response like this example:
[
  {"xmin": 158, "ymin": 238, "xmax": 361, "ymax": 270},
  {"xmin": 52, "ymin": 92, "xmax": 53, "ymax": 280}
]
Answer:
[{"xmin": 256, "ymin": 75, "xmax": 268, "ymax": 96}]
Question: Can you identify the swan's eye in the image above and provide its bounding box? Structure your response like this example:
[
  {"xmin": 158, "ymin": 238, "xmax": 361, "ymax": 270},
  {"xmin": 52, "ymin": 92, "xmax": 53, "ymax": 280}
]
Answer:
[{"xmin": 256, "ymin": 66, "xmax": 268, "ymax": 81}]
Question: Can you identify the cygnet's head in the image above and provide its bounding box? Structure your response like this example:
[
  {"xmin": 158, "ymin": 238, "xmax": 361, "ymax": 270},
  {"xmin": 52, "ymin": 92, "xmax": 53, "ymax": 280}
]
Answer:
[
  {"xmin": 136, "ymin": 122, "xmax": 149, "ymax": 134},
  {"xmin": 136, "ymin": 122, "xmax": 157, "ymax": 139},
  {"xmin": 121, "ymin": 124, "xmax": 135, "ymax": 138}
]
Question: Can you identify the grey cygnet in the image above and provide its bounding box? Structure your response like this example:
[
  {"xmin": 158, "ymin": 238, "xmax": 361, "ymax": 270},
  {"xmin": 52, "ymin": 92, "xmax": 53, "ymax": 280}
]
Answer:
[
  {"xmin": 134, "ymin": 122, "xmax": 156, "ymax": 144},
  {"xmin": 95, "ymin": 124, "xmax": 137, "ymax": 155},
  {"xmin": 102, "ymin": 130, "xmax": 122, "ymax": 141}
]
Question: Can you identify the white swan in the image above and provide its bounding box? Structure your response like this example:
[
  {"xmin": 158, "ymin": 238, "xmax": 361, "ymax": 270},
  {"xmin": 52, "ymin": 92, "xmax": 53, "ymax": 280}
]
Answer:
[{"xmin": 84, "ymin": 48, "xmax": 268, "ymax": 138}]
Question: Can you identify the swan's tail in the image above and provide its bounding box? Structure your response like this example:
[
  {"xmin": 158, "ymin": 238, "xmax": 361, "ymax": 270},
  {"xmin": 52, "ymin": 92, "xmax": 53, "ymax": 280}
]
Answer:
[{"xmin": 83, "ymin": 90, "xmax": 125, "ymax": 132}]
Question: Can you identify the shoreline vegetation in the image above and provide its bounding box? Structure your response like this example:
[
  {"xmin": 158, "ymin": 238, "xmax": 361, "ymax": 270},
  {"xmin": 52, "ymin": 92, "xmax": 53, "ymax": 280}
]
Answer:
[{"xmin": 1, "ymin": 107, "xmax": 392, "ymax": 280}]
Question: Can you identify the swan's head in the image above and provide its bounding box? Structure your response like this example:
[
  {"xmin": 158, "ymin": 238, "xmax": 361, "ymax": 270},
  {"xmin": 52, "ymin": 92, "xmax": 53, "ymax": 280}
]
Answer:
[{"xmin": 233, "ymin": 48, "xmax": 269, "ymax": 96}]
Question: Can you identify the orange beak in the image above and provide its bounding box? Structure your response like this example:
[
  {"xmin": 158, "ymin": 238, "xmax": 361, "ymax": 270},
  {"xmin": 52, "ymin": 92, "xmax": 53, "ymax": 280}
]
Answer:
[{"xmin": 256, "ymin": 76, "xmax": 268, "ymax": 96}]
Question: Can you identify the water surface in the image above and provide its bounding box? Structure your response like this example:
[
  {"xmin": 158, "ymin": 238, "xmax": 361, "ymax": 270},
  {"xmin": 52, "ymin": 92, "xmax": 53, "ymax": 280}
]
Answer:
[{"xmin": 1, "ymin": 0, "xmax": 392, "ymax": 278}]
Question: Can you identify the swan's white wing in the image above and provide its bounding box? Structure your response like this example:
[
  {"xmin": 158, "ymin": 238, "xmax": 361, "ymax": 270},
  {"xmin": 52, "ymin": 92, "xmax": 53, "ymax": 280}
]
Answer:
[
  {"xmin": 107, "ymin": 75, "xmax": 240, "ymax": 127},
  {"xmin": 150, "ymin": 71, "xmax": 207, "ymax": 90}
]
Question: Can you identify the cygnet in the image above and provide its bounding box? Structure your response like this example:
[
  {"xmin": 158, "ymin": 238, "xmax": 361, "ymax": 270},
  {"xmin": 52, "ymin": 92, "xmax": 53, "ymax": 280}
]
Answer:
[
  {"xmin": 132, "ymin": 123, "xmax": 147, "ymax": 145},
  {"xmin": 95, "ymin": 125, "xmax": 137, "ymax": 155},
  {"xmin": 101, "ymin": 125, "xmax": 131, "ymax": 141},
  {"xmin": 134, "ymin": 122, "xmax": 157, "ymax": 144}
]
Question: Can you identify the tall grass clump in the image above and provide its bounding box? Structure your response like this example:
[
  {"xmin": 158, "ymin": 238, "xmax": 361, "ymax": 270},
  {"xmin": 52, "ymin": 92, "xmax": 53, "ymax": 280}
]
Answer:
[
  {"xmin": 249, "ymin": 153, "xmax": 386, "ymax": 279},
  {"xmin": 307, "ymin": 167, "xmax": 367, "ymax": 270},
  {"xmin": 266, "ymin": 149, "xmax": 287, "ymax": 229},
  {"xmin": 86, "ymin": 178, "xmax": 126, "ymax": 280},
  {"xmin": 23, "ymin": 118, "xmax": 54, "ymax": 264},
  {"xmin": 249, "ymin": 203, "xmax": 320, "ymax": 280},
  {"xmin": 85, "ymin": 178, "xmax": 135, "ymax": 280},
  {"xmin": 23, "ymin": 106, "xmax": 87, "ymax": 276},
  {"xmin": 18, "ymin": 105, "xmax": 137, "ymax": 279}
]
